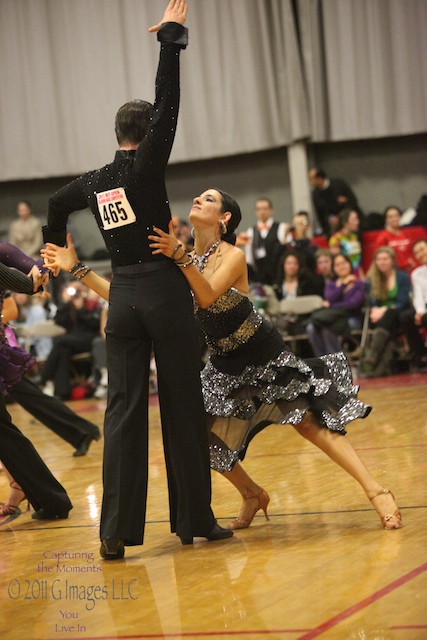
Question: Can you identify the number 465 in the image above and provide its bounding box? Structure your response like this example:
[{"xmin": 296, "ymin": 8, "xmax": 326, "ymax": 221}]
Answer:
[{"xmin": 102, "ymin": 200, "xmax": 128, "ymax": 224}]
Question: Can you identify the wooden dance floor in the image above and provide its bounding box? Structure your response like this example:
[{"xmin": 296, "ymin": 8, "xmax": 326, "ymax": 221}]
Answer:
[{"xmin": 1, "ymin": 372, "xmax": 426, "ymax": 640}]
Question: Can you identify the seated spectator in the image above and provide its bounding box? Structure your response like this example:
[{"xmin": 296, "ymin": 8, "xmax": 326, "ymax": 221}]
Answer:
[
  {"xmin": 306, "ymin": 254, "xmax": 366, "ymax": 357},
  {"xmin": 400, "ymin": 239, "xmax": 427, "ymax": 369},
  {"xmin": 171, "ymin": 215, "xmax": 194, "ymax": 254},
  {"xmin": 11, "ymin": 292, "xmax": 52, "ymax": 360},
  {"xmin": 362, "ymin": 247, "xmax": 411, "ymax": 376},
  {"xmin": 271, "ymin": 250, "xmax": 324, "ymax": 347},
  {"xmin": 315, "ymin": 248, "xmax": 334, "ymax": 289},
  {"xmin": 374, "ymin": 206, "xmax": 416, "ymax": 273},
  {"xmin": 284, "ymin": 211, "xmax": 318, "ymax": 272},
  {"xmin": 8, "ymin": 200, "xmax": 43, "ymax": 261},
  {"xmin": 329, "ymin": 208, "xmax": 364, "ymax": 277},
  {"xmin": 273, "ymin": 250, "xmax": 324, "ymax": 301},
  {"xmin": 34, "ymin": 281, "xmax": 101, "ymax": 399}
]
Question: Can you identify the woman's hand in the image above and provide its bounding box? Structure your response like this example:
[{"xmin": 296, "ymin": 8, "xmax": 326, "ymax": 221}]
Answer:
[
  {"xmin": 148, "ymin": 0, "xmax": 188, "ymax": 33},
  {"xmin": 41, "ymin": 233, "xmax": 80, "ymax": 275},
  {"xmin": 370, "ymin": 306, "xmax": 386, "ymax": 323},
  {"xmin": 342, "ymin": 274, "xmax": 356, "ymax": 286},
  {"xmin": 149, "ymin": 221, "xmax": 186, "ymax": 260},
  {"xmin": 322, "ymin": 300, "xmax": 330, "ymax": 308},
  {"xmin": 27, "ymin": 265, "xmax": 49, "ymax": 293}
]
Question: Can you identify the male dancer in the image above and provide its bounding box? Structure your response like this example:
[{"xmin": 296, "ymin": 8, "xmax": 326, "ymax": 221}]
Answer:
[{"xmin": 42, "ymin": 0, "xmax": 232, "ymax": 559}]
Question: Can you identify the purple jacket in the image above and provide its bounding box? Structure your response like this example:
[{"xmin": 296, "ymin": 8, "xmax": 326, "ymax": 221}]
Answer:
[{"xmin": 325, "ymin": 279, "xmax": 366, "ymax": 316}]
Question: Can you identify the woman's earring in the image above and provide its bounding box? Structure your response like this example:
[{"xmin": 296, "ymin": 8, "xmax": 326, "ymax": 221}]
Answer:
[
  {"xmin": 220, "ymin": 221, "xmax": 227, "ymax": 235},
  {"xmin": 191, "ymin": 227, "xmax": 196, "ymax": 239}
]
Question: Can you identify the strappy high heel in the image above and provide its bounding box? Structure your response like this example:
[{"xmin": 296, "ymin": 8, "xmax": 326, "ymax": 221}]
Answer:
[
  {"xmin": 227, "ymin": 488, "xmax": 270, "ymax": 530},
  {"xmin": 0, "ymin": 482, "xmax": 30, "ymax": 517},
  {"xmin": 369, "ymin": 488, "xmax": 402, "ymax": 529}
]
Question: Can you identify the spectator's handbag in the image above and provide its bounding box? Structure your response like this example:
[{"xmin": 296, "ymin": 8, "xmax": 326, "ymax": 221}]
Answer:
[
  {"xmin": 310, "ymin": 307, "xmax": 350, "ymax": 337},
  {"xmin": 274, "ymin": 312, "xmax": 298, "ymax": 335}
]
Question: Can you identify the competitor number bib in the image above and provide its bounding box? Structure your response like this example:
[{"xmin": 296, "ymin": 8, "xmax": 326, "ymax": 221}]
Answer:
[{"xmin": 96, "ymin": 188, "xmax": 136, "ymax": 230}]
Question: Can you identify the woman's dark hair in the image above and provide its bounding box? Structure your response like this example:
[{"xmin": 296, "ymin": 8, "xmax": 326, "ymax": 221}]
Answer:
[
  {"xmin": 383, "ymin": 205, "xmax": 402, "ymax": 217},
  {"xmin": 338, "ymin": 207, "xmax": 354, "ymax": 228},
  {"xmin": 115, "ymin": 99, "xmax": 153, "ymax": 145},
  {"xmin": 275, "ymin": 249, "xmax": 310, "ymax": 285},
  {"xmin": 215, "ymin": 188, "xmax": 242, "ymax": 245},
  {"xmin": 332, "ymin": 252, "xmax": 353, "ymax": 276}
]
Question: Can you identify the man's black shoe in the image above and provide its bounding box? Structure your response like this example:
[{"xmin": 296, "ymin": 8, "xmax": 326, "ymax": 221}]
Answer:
[
  {"xmin": 180, "ymin": 523, "xmax": 233, "ymax": 545},
  {"xmin": 73, "ymin": 429, "xmax": 101, "ymax": 457},
  {"xmin": 100, "ymin": 537, "xmax": 125, "ymax": 560}
]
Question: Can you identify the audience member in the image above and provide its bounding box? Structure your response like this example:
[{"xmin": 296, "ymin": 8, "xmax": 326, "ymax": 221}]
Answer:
[
  {"xmin": 402, "ymin": 194, "xmax": 427, "ymax": 227},
  {"xmin": 306, "ymin": 253, "xmax": 366, "ymax": 357},
  {"xmin": 400, "ymin": 239, "xmax": 427, "ymax": 369},
  {"xmin": 11, "ymin": 292, "xmax": 52, "ymax": 360},
  {"xmin": 315, "ymin": 248, "xmax": 334, "ymax": 286},
  {"xmin": 362, "ymin": 247, "xmax": 411, "ymax": 376},
  {"xmin": 374, "ymin": 206, "xmax": 416, "ymax": 273},
  {"xmin": 308, "ymin": 168, "xmax": 363, "ymax": 236},
  {"xmin": 8, "ymin": 200, "xmax": 43, "ymax": 260},
  {"xmin": 34, "ymin": 281, "xmax": 101, "ymax": 399},
  {"xmin": 238, "ymin": 197, "xmax": 289, "ymax": 285},
  {"xmin": 271, "ymin": 250, "xmax": 323, "ymax": 351},
  {"xmin": 329, "ymin": 208, "xmax": 364, "ymax": 277},
  {"xmin": 274, "ymin": 250, "xmax": 324, "ymax": 301},
  {"xmin": 172, "ymin": 214, "xmax": 194, "ymax": 252},
  {"xmin": 283, "ymin": 211, "xmax": 318, "ymax": 272}
]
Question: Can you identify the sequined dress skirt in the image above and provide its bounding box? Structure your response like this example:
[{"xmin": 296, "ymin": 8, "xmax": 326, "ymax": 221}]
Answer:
[{"xmin": 203, "ymin": 320, "xmax": 371, "ymax": 473}]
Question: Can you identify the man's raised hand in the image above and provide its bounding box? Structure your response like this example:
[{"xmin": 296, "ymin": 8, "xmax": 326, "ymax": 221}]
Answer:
[{"xmin": 148, "ymin": 0, "xmax": 188, "ymax": 33}]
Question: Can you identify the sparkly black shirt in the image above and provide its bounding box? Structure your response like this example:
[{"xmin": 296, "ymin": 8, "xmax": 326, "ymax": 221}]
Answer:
[{"xmin": 43, "ymin": 23, "xmax": 188, "ymax": 268}]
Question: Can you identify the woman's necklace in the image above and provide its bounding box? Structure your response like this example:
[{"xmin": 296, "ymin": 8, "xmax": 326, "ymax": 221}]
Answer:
[{"xmin": 193, "ymin": 239, "xmax": 221, "ymax": 273}]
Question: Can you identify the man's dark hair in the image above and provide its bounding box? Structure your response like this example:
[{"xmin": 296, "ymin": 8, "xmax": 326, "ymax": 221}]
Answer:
[
  {"xmin": 17, "ymin": 200, "xmax": 32, "ymax": 210},
  {"xmin": 255, "ymin": 197, "xmax": 273, "ymax": 208},
  {"xmin": 115, "ymin": 99, "xmax": 154, "ymax": 146},
  {"xmin": 383, "ymin": 205, "xmax": 402, "ymax": 217},
  {"xmin": 315, "ymin": 169, "xmax": 327, "ymax": 180}
]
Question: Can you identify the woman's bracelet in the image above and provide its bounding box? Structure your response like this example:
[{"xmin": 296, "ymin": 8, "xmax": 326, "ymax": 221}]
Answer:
[
  {"xmin": 176, "ymin": 255, "xmax": 194, "ymax": 268},
  {"xmin": 69, "ymin": 262, "xmax": 86, "ymax": 276},
  {"xmin": 69, "ymin": 262, "xmax": 92, "ymax": 279},
  {"xmin": 172, "ymin": 243, "xmax": 183, "ymax": 259},
  {"xmin": 75, "ymin": 267, "xmax": 92, "ymax": 280}
]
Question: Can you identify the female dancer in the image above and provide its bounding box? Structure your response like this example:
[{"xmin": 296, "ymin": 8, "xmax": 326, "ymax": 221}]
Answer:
[
  {"xmin": 43, "ymin": 190, "xmax": 401, "ymax": 531},
  {"xmin": 0, "ymin": 255, "xmax": 72, "ymax": 521},
  {"xmin": 0, "ymin": 241, "xmax": 101, "ymax": 459}
]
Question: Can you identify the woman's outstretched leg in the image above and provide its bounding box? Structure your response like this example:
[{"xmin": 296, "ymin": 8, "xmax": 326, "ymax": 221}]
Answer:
[
  {"xmin": 292, "ymin": 412, "xmax": 401, "ymax": 529},
  {"xmin": 222, "ymin": 462, "xmax": 270, "ymax": 530}
]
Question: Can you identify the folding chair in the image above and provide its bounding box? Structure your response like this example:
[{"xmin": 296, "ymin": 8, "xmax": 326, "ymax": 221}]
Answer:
[{"xmin": 271, "ymin": 295, "xmax": 324, "ymax": 354}]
